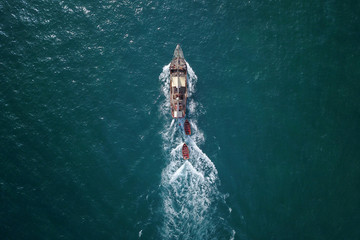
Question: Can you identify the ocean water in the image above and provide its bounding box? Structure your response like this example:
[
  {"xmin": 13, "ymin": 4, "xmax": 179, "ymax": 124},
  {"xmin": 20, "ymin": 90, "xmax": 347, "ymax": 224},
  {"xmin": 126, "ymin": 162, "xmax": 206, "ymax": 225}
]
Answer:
[{"xmin": 1, "ymin": 0, "xmax": 360, "ymax": 239}]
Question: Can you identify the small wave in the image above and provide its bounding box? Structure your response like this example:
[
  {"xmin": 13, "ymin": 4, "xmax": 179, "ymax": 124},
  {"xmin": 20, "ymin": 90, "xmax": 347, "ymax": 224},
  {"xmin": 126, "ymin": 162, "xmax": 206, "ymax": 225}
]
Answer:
[{"xmin": 230, "ymin": 230, "xmax": 236, "ymax": 240}]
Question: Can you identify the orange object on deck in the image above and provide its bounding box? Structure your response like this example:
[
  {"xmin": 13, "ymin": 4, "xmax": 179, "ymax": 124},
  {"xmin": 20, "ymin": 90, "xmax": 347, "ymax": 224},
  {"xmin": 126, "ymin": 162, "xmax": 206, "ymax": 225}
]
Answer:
[{"xmin": 182, "ymin": 143, "xmax": 190, "ymax": 160}]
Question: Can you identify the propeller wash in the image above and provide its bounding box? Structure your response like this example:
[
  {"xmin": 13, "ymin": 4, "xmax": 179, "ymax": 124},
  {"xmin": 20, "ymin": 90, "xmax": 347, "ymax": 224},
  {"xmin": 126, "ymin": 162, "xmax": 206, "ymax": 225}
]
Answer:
[{"xmin": 158, "ymin": 45, "xmax": 235, "ymax": 240}]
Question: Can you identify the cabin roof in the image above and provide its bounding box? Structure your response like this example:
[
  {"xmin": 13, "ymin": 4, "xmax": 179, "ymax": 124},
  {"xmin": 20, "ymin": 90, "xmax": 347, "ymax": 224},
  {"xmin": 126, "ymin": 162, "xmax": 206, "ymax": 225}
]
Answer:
[
  {"xmin": 171, "ymin": 76, "xmax": 186, "ymax": 88},
  {"xmin": 173, "ymin": 111, "xmax": 182, "ymax": 118}
]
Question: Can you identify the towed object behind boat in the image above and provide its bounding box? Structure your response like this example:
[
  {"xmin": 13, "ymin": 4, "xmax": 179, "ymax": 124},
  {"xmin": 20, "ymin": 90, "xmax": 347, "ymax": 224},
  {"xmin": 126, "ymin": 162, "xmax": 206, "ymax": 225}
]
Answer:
[
  {"xmin": 182, "ymin": 143, "xmax": 189, "ymax": 160},
  {"xmin": 184, "ymin": 119, "xmax": 191, "ymax": 135}
]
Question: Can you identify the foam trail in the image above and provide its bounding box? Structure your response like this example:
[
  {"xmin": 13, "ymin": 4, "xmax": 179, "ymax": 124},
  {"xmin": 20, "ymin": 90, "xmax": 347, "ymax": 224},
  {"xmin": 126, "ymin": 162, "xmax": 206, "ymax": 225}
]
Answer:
[
  {"xmin": 170, "ymin": 160, "xmax": 204, "ymax": 183},
  {"xmin": 169, "ymin": 119, "xmax": 175, "ymax": 128},
  {"xmin": 170, "ymin": 142, "xmax": 184, "ymax": 156},
  {"xmin": 158, "ymin": 61, "xmax": 234, "ymax": 240}
]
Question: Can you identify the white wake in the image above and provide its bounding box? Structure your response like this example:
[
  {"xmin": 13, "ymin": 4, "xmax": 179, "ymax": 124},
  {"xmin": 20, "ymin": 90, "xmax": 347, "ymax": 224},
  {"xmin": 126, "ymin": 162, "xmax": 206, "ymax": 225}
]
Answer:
[{"xmin": 158, "ymin": 63, "xmax": 235, "ymax": 239}]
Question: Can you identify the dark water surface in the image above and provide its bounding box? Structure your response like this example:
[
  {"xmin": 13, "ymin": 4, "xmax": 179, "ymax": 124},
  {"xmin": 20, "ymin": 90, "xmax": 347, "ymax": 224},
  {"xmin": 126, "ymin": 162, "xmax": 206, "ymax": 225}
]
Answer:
[{"xmin": 1, "ymin": 0, "xmax": 360, "ymax": 239}]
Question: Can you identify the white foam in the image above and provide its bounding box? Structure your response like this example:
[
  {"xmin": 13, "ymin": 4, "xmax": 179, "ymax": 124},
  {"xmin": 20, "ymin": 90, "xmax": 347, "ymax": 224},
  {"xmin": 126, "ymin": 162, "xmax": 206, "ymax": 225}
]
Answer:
[
  {"xmin": 170, "ymin": 160, "xmax": 204, "ymax": 183},
  {"xmin": 230, "ymin": 230, "xmax": 236, "ymax": 240},
  {"xmin": 169, "ymin": 119, "xmax": 175, "ymax": 128},
  {"xmin": 170, "ymin": 142, "xmax": 184, "ymax": 156}
]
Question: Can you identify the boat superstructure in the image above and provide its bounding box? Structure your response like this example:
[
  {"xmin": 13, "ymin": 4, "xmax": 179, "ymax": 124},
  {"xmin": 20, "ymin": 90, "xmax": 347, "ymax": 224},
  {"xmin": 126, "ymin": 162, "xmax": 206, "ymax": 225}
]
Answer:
[{"xmin": 170, "ymin": 45, "xmax": 187, "ymax": 118}]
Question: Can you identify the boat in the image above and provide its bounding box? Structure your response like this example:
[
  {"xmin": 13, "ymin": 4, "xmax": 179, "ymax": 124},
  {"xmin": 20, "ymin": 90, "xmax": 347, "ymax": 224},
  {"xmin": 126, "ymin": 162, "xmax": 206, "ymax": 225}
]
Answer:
[
  {"xmin": 170, "ymin": 44, "xmax": 187, "ymax": 118},
  {"xmin": 182, "ymin": 143, "xmax": 190, "ymax": 159},
  {"xmin": 184, "ymin": 119, "xmax": 191, "ymax": 135}
]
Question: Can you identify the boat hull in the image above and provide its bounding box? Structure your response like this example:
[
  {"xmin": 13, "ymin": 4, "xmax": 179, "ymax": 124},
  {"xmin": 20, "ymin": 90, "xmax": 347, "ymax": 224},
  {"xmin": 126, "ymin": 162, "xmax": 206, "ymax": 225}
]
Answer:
[
  {"xmin": 170, "ymin": 45, "xmax": 187, "ymax": 118},
  {"xmin": 184, "ymin": 119, "xmax": 191, "ymax": 135},
  {"xmin": 182, "ymin": 143, "xmax": 190, "ymax": 160}
]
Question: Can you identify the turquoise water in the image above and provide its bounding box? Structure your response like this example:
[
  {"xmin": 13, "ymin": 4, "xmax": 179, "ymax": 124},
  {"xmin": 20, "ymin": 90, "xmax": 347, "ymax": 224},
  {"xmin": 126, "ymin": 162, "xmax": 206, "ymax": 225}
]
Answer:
[{"xmin": 1, "ymin": 0, "xmax": 360, "ymax": 239}]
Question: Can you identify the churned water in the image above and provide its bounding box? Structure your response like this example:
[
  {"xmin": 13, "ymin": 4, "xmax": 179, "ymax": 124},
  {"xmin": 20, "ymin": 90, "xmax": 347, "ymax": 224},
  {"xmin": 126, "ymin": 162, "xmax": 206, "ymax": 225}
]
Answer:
[
  {"xmin": 1, "ymin": 0, "xmax": 360, "ymax": 239},
  {"xmin": 158, "ymin": 63, "xmax": 234, "ymax": 239}
]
